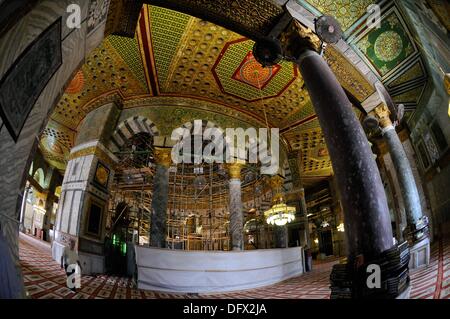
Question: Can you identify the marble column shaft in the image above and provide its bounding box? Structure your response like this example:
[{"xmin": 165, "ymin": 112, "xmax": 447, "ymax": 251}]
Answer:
[
  {"xmin": 299, "ymin": 188, "xmax": 311, "ymax": 248},
  {"xmin": 274, "ymin": 225, "xmax": 288, "ymax": 248},
  {"xmin": 296, "ymin": 50, "xmax": 393, "ymax": 261},
  {"xmin": 229, "ymin": 178, "xmax": 244, "ymax": 250},
  {"xmin": 383, "ymin": 127, "xmax": 422, "ymax": 225},
  {"xmin": 150, "ymin": 164, "xmax": 169, "ymax": 248}
]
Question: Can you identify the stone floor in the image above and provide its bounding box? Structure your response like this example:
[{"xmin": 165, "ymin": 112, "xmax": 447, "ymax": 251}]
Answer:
[{"xmin": 19, "ymin": 233, "xmax": 450, "ymax": 299}]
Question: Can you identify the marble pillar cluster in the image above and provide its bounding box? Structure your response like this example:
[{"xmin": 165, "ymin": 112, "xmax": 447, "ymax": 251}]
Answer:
[
  {"xmin": 227, "ymin": 162, "xmax": 244, "ymax": 251},
  {"xmin": 150, "ymin": 147, "xmax": 172, "ymax": 248}
]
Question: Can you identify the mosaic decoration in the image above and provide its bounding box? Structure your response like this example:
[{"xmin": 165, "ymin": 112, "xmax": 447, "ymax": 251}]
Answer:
[
  {"xmin": 213, "ymin": 39, "xmax": 297, "ymax": 101},
  {"xmin": 108, "ymin": 35, "xmax": 148, "ymax": 89},
  {"xmin": 324, "ymin": 45, "xmax": 374, "ymax": 102},
  {"xmin": 51, "ymin": 38, "xmax": 148, "ymax": 129},
  {"xmin": 231, "ymin": 51, "xmax": 281, "ymax": 89},
  {"xmin": 388, "ymin": 60, "xmax": 424, "ymax": 88},
  {"xmin": 355, "ymin": 10, "xmax": 416, "ymax": 77},
  {"xmin": 301, "ymin": 0, "xmax": 377, "ymax": 31},
  {"xmin": 282, "ymin": 125, "xmax": 332, "ymax": 177},
  {"xmin": 149, "ymin": 6, "xmax": 192, "ymax": 89},
  {"xmin": 94, "ymin": 161, "xmax": 110, "ymax": 188},
  {"xmin": 0, "ymin": 18, "xmax": 62, "ymax": 141},
  {"xmin": 65, "ymin": 71, "xmax": 85, "ymax": 94},
  {"xmin": 40, "ymin": 3, "xmax": 425, "ymax": 184}
]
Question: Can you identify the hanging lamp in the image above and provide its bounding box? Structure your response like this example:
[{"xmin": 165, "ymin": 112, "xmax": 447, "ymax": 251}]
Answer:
[{"xmin": 263, "ymin": 176, "xmax": 296, "ymax": 226}]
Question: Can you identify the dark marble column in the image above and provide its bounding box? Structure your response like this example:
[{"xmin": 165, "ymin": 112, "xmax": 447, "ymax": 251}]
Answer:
[
  {"xmin": 296, "ymin": 50, "xmax": 393, "ymax": 261},
  {"xmin": 150, "ymin": 148, "xmax": 171, "ymax": 248},
  {"xmin": 373, "ymin": 105, "xmax": 428, "ymax": 243},
  {"xmin": 295, "ymin": 50, "xmax": 410, "ymax": 298},
  {"xmin": 227, "ymin": 162, "xmax": 244, "ymax": 251},
  {"xmin": 274, "ymin": 226, "xmax": 288, "ymax": 248}
]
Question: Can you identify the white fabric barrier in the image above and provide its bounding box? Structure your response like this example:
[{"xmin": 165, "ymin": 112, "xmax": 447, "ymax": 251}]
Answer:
[{"xmin": 135, "ymin": 246, "xmax": 304, "ymax": 293}]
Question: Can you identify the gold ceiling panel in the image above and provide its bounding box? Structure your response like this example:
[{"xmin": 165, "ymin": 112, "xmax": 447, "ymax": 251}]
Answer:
[
  {"xmin": 388, "ymin": 61, "xmax": 424, "ymax": 88},
  {"xmin": 282, "ymin": 125, "xmax": 332, "ymax": 176},
  {"xmin": 42, "ymin": 3, "xmax": 388, "ymax": 180},
  {"xmin": 146, "ymin": 10, "xmax": 309, "ymax": 128},
  {"xmin": 39, "ymin": 120, "xmax": 75, "ymax": 172},
  {"xmin": 51, "ymin": 38, "xmax": 149, "ymax": 130},
  {"xmin": 304, "ymin": 0, "xmax": 377, "ymax": 31}
]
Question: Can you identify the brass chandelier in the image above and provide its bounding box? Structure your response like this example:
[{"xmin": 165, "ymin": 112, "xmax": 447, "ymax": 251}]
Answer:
[{"xmin": 264, "ymin": 176, "xmax": 296, "ymax": 226}]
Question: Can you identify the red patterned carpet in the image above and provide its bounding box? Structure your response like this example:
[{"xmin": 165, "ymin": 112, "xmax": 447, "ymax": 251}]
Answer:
[{"xmin": 18, "ymin": 234, "xmax": 450, "ymax": 299}]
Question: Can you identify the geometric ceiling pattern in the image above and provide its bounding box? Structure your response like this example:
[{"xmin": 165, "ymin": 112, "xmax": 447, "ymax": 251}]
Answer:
[
  {"xmin": 301, "ymin": 0, "xmax": 378, "ymax": 32},
  {"xmin": 304, "ymin": 0, "xmax": 428, "ymax": 113},
  {"xmin": 212, "ymin": 40, "xmax": 298, "ymax": 101},
  {"xmin": 39, "ymin": 1, "xmax": 429, "ymax": 188},
  {"xmin": 354, "ymin": 7, "xmax": 416, "ymax": 78}
]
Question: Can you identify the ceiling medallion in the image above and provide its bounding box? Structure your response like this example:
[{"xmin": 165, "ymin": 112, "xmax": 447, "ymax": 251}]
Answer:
[
  {"xmin": 232, "ymin": 51, "xmax": 281, "ymax": 89},
  {"xmin": 374, "ymin": 31, "xmax": 403, "ymax": 62}
]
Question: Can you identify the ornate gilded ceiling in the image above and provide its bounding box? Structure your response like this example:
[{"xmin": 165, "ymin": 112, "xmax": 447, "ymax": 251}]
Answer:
[{"xmin": 39, "ymin": 1, "xmax": 429, "ymax": 188}]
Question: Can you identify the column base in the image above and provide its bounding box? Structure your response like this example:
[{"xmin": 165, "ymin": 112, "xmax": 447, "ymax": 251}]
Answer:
[
  {"xmin": 396, "ymin": 283, "xmax": 411, "ymax": 299},
  {"xmin": 330, "ymin": 242, "xmax": 410, "ymax": 299},
  {"xmin": 404, "ymin": 216, "xmax": 429, "ymax": 244},
  {"xmin": 408, "ymin": 237, "xmax": 430, "ymax": 270}
]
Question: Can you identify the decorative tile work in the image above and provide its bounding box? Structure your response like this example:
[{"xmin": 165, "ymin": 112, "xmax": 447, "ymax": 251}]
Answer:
[
  {"xmin": 392, "ymin": 85, "xmax": 426, "ymax": 105},
  {"xmin": 388, "ymin": 61, "xmax": 425, "ymax": 88},
  {"xmin": 213, "ymin": 39, "xmax": 297, "ymax": 101},
  {"xmin": 301, "ymin": 0, "xmax": 376, "ymax": 31},
  {"xmin": 50, "ymin": 38, "xmax": 148, "ymax": 129},
  {"xmin": 354, "ymin": 8, "xmax": 416, "ymax": 77},
  {"xmin": 149, "ymin": 6, "xmax": 193, "ymax": 88},
  {"xmin": 108, "ymin": 35, "xmax": 148, "ymax": 89}
]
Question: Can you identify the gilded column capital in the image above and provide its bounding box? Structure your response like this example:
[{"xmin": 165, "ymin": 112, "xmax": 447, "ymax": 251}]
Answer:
[
  {"xmin": 226, "ymin": 161, "xmax": 245, "ymax": 179},
  {"xmin": 154, "ymin": 147, "xmax": 172, "ymax": 168},
  {"xmin": 279, "ymin": 20, "xmax": 322, "ymax": 61},
  {"xmin": 372, "ymin": 103, "xmax": 393, "ymax": 129},
  {"xmin": 269, "ymin": 175, "xmax": 284, "ymax": 190}
]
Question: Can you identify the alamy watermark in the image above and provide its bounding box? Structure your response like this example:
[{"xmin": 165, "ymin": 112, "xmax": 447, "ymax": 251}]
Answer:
[
  {"xmin": 366, "ymin": 264, "xmax": 381, "ymax": 289},
  {"xmin": 65, "ymin": 3, "xmax": 382, "ymax": 30},
  {"xmin": 170, "ymin": 120, "xmax": 279, "ymax": 175},
  {"xmin": 66, "ymin": 264, "xmax": 81, "ymax": 290}
]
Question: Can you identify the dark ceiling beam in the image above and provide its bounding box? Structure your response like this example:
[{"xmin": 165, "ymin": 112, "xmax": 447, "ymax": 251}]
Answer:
[
  {"xmin": 107, "ymin": 0, "xmax": 286, "ymax": 40},
  {"xmin": 107, "ymin": 0, "xmax": 145, "ymax": 38},
  {"xmin": 146, "ymin": 0, "xmax": 285, "ymax": 41}
]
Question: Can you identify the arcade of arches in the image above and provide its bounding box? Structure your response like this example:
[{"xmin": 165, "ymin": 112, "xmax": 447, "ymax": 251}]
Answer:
[{"xmin": 0, "ymin": 0, "xmax": 449, "ymax": 299}]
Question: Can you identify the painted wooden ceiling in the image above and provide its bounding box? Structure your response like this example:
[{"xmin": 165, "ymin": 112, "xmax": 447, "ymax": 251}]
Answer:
[{"xmin": 39, "ymin": 1, "xmax": 428, "ymax": 187}]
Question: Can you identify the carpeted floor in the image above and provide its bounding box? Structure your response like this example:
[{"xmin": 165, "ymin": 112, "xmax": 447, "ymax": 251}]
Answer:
[{"xmin": 19, "ymin": 233, "xmax": 450, "ymax": 299}]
